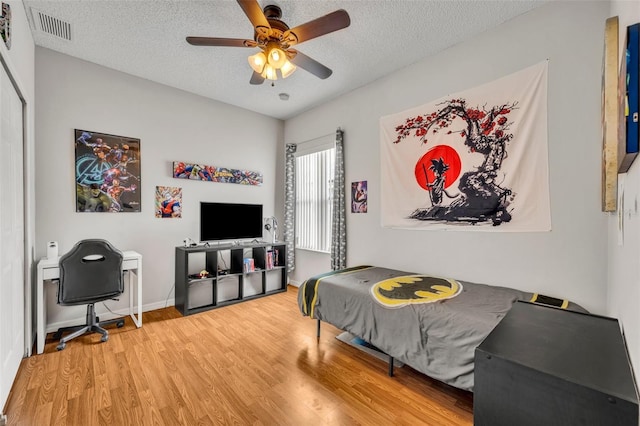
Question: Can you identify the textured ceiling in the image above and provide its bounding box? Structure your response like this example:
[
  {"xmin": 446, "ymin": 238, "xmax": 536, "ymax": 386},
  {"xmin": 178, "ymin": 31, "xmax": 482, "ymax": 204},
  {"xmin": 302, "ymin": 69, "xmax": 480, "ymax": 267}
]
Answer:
[{"xmin": 22, "ymin": 0, "xmax": 548, "ymax": 120}]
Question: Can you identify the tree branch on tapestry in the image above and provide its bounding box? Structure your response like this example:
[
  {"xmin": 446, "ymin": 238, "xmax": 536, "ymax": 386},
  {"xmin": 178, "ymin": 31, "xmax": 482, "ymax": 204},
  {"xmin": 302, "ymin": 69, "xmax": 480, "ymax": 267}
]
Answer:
[{"xmin": 393, "ymin": 98, "xmax": 519, "ymax": 226}]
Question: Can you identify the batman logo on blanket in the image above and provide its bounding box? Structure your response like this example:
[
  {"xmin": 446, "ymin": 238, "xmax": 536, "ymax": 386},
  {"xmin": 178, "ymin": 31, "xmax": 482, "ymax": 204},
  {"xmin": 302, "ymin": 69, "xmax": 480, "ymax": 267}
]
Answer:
[{"xmin": 371, "ymin": 275, "xmax": 463, "ymax": 308}]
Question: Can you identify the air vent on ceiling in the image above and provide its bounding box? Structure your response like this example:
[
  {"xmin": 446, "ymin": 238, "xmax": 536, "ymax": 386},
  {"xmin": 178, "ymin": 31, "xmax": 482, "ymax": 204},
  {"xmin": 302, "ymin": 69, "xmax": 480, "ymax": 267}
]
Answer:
[{"xmin": 30, "ymin": 8, "xmax": 72, "ymax": 41}]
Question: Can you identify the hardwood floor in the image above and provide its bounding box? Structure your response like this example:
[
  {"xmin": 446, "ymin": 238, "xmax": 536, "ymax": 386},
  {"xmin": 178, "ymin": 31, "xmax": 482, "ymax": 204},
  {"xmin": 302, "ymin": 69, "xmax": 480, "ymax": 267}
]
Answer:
[{"xmin": 5, "ymin": 286, "xmax": 473, "ymax": 425}]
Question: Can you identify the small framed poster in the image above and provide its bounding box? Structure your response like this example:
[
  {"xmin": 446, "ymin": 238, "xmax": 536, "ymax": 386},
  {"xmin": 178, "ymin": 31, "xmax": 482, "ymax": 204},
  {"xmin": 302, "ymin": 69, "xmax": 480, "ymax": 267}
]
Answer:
[
  {"xmin": 155, "ymin": 186, "xmax": 182, "ymax": 218},
  {"xmin": 351, "ymin": 180, "xmax": 368, "ymax": 213}
]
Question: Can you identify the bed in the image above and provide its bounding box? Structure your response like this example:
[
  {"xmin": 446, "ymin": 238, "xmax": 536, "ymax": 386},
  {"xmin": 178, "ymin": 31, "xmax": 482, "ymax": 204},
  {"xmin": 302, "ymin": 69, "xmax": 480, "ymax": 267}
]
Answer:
[{"xmin": 298, "ymin": 265, "xmax": 585, "ymax": 392}]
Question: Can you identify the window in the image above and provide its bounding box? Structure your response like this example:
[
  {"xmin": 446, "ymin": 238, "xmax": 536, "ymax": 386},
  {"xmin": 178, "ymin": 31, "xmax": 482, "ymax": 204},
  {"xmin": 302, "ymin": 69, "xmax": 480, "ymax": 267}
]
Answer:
[{"xmin": 295, "ymin": 147, "xmax": 335, "ymax": 252}]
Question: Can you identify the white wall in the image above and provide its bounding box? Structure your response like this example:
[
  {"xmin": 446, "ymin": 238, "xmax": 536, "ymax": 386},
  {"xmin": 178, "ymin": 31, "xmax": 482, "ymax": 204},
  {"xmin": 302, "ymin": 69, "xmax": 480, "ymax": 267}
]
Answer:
[
  {"xmin": 607, "ymin": 0, "xmax": 640, "ymax": 395},
  {"xmin": 35, "ymin": 48, "xmax": 283, "ymax": 328},
  {"xmin": 285, "ymin": 1, "xmax": 610, "ymax": 315}
]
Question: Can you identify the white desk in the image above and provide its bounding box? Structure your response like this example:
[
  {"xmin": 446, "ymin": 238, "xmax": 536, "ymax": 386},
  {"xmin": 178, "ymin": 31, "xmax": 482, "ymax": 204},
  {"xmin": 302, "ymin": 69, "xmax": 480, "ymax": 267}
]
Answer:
[{"xmin": 34, "ymin": 250, "xmax": 142, "ymax": 355}]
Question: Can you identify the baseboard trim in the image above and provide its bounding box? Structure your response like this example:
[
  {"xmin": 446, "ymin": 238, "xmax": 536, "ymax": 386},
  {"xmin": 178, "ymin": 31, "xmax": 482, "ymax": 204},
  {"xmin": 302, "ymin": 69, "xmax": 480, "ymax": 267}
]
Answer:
[{"xmin": 288, "ymin": 279, "xmax": 302, "ymax": 287}]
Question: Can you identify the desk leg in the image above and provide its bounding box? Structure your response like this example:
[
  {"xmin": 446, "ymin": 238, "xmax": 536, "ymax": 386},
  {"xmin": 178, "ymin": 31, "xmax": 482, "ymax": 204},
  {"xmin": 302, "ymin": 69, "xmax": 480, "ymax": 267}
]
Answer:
[
  {"xmin": 36, "ymin": 267, "xmax": 45, "ymax": 355},
  {"xmin": 129, "ymin": 268, "xmax": 142, "ymax": 328},
  {"xmin": 137, "ymin": 264, "xmax": 142, "ymax": 327}
]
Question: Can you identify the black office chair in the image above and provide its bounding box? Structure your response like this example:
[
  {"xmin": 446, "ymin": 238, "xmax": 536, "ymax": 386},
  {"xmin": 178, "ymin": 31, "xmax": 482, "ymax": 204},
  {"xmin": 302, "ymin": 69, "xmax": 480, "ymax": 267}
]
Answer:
[{"xmin": 54, "ymin": 239, "xmax": 125, "ymax": 351}]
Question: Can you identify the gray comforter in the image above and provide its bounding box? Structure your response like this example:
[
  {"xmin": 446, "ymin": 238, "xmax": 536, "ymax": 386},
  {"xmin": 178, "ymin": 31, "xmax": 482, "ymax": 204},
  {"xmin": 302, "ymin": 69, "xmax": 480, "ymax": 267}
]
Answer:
[{"xmin": 298, "ymin": 266, "xmax": 583, "ymax": 392}]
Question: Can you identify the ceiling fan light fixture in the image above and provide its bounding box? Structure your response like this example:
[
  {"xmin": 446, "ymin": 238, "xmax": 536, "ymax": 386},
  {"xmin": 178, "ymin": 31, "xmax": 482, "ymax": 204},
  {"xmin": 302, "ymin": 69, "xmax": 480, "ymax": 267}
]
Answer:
[
  {"xmin": 261, "ymin": 63, "xmax": 278, "ymax": 80},
  {"xmin": 280, "ymin": 60, "xmax": 296, "ymax": 78},
  {"xmin": 267, "ymin": 46, "xmax": 287, "ymax": 68},
  {"xmin": 187, "ymin": 1, "xmax": 351, "ymax": 85},
  {"xmin": 248, "ymin": 51, "xmax": 267, "ymax": 73}
]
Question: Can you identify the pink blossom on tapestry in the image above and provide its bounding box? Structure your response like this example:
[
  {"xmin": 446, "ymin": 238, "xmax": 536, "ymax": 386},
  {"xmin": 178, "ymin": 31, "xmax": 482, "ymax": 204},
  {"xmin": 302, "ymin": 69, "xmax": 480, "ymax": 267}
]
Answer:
[{"xmin": 380, "ymin": 61, "xmax": 550, "ymax": 231}]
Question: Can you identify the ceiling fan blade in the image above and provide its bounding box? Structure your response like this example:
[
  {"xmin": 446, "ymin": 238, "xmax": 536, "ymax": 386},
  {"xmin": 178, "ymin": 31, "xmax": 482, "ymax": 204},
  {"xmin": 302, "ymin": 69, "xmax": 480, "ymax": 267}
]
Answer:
[
  {"xmin": 186, "ymin": 37, "xmax": 256, "ymax": 48},
  {"xmin": 285, "ymin": 10, "xmax": 350, "ymax": 45},
  {"xmin": 237, "ymin": 0, "xmax": 270, "ymax": 31},
  {"xmin": 250, "ymin": 71, "xmax": 265, "ymax": 85},
  {"xmin": 289, "ymin": 50, "xmax": 332, "ymax": 79}
]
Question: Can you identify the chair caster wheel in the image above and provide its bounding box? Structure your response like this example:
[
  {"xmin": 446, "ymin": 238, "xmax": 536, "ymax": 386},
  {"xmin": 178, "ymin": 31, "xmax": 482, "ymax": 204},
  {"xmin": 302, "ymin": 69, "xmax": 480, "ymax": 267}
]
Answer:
[
  {"xmin": 57, "ymin": 342, "xmax": 66, "ymax": 351},
  {"xmin": 116, "ymin": 320, "xmax": 124, "ymax": 328},
  {"xmin": 101, "ymin": 334, "xmax": 109, "ymax": 342}
]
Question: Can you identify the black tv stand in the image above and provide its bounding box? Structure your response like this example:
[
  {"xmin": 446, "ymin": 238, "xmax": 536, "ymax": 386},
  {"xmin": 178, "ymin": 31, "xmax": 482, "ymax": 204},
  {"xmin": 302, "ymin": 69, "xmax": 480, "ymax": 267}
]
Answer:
[{"xmin": 174, "ymin": 242, "xmax": 287, "ymax": 316}]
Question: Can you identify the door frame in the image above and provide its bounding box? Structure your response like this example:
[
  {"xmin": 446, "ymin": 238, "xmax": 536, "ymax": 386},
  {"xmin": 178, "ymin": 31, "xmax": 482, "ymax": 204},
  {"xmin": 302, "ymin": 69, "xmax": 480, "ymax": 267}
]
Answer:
[{"xmin": 0, "ymin": 32, "xmax": 34, "ymax": 418}]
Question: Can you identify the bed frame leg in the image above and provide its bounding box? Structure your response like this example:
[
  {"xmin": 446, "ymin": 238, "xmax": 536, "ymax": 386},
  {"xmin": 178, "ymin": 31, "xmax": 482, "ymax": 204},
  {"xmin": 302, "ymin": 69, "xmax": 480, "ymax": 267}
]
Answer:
[
  {"xmin": 316, "ymin": 319, "xmax": 321, "ymax": 341},
  {"xmin": 388, "ymin": 356, "xmax": 394, "ymax": 377}
]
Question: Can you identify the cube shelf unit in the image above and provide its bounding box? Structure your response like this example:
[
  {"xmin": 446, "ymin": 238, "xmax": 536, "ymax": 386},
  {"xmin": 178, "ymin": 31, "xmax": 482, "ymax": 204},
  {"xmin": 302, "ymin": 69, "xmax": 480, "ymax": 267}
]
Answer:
[{"xmin": 174, "ymin": 242, "xmax": 287, "ymax": 316}]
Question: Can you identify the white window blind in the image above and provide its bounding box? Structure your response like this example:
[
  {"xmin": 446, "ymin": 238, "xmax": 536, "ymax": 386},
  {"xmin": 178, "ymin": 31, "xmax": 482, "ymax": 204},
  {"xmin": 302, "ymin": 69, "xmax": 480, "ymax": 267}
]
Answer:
[{"xmin": 295, "ymin": 147, "xmax": 335, "ymax": 252}]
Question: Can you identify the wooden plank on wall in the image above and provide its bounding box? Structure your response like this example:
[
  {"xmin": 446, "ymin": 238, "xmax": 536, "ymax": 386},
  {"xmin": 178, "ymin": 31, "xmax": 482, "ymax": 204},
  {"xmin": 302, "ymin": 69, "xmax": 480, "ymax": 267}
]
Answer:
[{"xmin": 602, "ymin": 16, "xmax": 619, "ymax": 212}]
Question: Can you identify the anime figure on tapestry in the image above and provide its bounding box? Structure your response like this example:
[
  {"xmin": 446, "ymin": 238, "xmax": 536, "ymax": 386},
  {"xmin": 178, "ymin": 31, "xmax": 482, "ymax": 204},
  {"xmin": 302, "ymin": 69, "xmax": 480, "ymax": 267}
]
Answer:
[
  {"xmin": 75, "ymin": 130, "xmax": 141, "ymax": 212},
  {"xmin": 393, "ymin": 98, "xmax": 518, "ymax": 226}
]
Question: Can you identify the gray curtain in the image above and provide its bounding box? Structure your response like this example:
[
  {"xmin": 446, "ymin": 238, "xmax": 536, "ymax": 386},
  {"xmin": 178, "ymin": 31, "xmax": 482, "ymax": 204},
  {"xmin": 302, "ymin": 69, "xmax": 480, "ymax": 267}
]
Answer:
[
  {"xmin": 284, "ymin": 143, "xmax": 297, "ymax": 273},
  {"xmin": 331, "ymin": 129, "xmax": 346, "ymax": 271}
]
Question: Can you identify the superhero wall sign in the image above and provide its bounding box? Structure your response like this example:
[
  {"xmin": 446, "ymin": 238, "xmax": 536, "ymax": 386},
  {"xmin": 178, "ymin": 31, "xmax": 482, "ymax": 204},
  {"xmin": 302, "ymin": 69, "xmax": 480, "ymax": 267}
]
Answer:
[
  {"xmin": 380, "ymin": 61, "xmax": 551, "ymax": 231},
  {"xmin": 173, "ymin": 161, "xmax": 262, "ymax": 186},
  {"xmin": 75, "ymin": 130, "xmax": 141, "ymax": 213}
]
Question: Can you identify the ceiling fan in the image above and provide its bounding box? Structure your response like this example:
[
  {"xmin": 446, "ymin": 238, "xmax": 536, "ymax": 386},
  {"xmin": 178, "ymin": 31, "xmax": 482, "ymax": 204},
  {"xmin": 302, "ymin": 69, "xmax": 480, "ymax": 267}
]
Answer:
[{"xmin": 186, "ymin": 0, "xmax": 350, "ymax": 85}]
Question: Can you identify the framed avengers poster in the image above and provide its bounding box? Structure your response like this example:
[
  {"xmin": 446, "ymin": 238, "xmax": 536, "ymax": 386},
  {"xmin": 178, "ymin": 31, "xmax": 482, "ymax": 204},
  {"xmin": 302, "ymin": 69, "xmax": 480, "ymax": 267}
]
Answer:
[{"xmin": 74, "ymin": 129, "xmax": 141, "ymax": 212}]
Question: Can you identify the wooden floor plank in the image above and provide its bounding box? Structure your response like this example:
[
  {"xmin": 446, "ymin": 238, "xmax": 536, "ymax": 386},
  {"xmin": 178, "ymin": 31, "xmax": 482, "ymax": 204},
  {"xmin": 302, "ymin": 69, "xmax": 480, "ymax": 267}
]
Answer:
[{"xmin": 5, "ymin": 286, "xmax": 473, "ymax": 425}]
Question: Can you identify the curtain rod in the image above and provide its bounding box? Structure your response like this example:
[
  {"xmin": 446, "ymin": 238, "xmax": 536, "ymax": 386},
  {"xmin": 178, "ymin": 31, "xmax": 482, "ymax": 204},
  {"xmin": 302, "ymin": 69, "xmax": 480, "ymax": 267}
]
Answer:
[{"xmin": 291, "ymin": 128, "xmax": 341, "ymax": 145}]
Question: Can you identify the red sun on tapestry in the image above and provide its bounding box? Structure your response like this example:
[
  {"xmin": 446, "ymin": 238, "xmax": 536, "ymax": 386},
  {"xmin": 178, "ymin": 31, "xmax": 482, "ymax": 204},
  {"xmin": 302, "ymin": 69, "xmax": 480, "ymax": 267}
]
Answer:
[{"xmin": 414, "ymin": 145, "xmax": 461, "ymax": 191}]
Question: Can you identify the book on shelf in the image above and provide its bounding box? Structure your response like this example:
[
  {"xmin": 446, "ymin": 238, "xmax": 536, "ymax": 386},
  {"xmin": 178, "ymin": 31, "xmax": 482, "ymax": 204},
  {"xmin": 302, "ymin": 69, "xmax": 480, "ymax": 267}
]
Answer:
[
  {"xmin": 243, "ymin": 258, "xmax": 255, "ymax": 273},
  {"xmin": 266, "ymin": 250, "xmax": 274, "ymax": 270}
]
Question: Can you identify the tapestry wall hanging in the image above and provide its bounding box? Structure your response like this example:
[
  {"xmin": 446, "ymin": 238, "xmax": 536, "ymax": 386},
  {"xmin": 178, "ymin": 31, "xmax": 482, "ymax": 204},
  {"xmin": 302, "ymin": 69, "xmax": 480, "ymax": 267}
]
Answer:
[
  {"xmin": 155, "ymin": 186, "xmax": 182, "ymax": 218},
  {"xmin": 173, "ymin": 161, "xmax": 262, "ymax": 186},
  {"xmin": 75, "ymin": 129, "xmax": 141, "ymax": 212},
  {"xmin": 380, "ymin": 61, "xmax": 550, "ymax": 231}
]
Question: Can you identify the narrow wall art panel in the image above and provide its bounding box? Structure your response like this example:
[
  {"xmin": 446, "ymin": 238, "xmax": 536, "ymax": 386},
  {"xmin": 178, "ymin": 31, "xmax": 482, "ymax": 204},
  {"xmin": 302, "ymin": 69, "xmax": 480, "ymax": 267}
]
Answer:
[
  {"xmin": 351, "ymin": 180, "xmax": 368, "ymax": 213},
  {"xmin": 75, "ymin": 129, "xmax": 141, "ymax": 212},
  {"xmin": 173, "ymin": 161, "xmax": 262, "ymax": 186},
  {"xmin": 602, "ymin": 16, "xmax": 619, "ymax": 211},
  {"xmin": 620, "ymin": 22, "xmax": 640, "ymax": 173}
]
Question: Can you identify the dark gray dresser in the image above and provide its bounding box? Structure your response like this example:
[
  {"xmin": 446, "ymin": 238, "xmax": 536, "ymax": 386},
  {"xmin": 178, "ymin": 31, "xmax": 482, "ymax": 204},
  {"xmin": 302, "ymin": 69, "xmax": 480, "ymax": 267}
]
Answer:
[{"xmin": 474, "ymin": 301, "xmax": 638, "ymax": 426}]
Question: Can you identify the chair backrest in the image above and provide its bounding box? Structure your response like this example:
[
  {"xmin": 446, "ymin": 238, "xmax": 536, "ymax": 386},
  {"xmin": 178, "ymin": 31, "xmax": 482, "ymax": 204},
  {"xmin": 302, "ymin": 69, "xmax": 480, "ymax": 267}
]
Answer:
[{"xmin": 58, "ymin": 239, "xmax": 124, "ymax": 305}]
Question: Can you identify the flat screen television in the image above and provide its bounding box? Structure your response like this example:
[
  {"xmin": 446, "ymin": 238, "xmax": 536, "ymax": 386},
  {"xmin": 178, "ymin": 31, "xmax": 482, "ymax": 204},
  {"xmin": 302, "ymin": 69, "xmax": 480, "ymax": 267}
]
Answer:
[{"xmin": 200, "ymin": 202, "xmax": 263, "ymax": 242}]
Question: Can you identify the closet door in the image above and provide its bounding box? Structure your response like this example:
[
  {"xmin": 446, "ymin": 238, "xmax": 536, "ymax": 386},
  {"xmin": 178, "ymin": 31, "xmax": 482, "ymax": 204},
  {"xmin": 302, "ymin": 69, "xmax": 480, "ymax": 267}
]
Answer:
[{"xmin": 0, "ymin": 60, "xmax": 25, "ymax": 413}]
